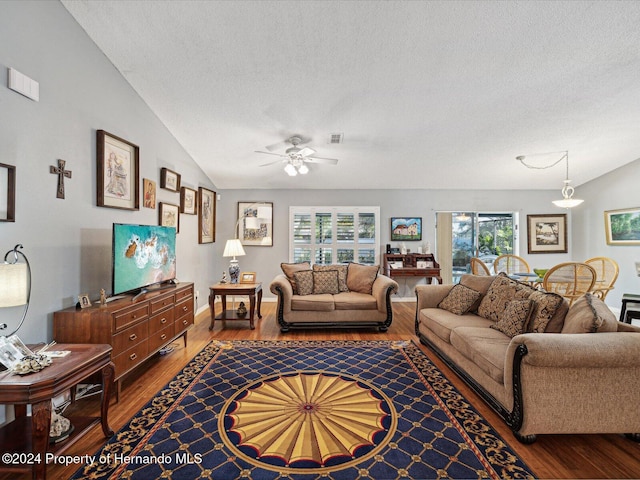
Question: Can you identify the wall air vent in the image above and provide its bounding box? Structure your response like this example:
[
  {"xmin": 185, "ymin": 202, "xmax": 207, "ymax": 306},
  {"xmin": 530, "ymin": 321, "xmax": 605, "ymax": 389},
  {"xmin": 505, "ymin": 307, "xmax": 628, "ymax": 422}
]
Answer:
[{"xmin": 328, "ymin": 133, "xmax": 343, "ymax": 144}]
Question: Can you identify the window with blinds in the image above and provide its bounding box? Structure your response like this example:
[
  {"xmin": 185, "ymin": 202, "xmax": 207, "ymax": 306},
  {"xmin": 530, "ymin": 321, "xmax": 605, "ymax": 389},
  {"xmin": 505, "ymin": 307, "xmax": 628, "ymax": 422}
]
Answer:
[{"xmin": 290, "ymin": 207, "xmax": 380, "ymax": 265}]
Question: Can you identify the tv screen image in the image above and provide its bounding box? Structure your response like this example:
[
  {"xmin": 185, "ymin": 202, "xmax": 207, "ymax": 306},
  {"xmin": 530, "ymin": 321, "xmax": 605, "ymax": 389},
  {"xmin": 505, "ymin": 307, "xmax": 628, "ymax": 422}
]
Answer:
[{"xmin": 112, "ymin": 223, "xmax": 176, "ymax": 296}]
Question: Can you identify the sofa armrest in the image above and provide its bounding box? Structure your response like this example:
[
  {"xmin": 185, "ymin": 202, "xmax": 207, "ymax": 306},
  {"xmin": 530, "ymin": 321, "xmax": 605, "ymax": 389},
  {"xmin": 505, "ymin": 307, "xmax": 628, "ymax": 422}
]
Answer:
[
  {"xmin": 415, "ymin": 284, "xmax": 455, "ymax": 311},
  {"xmin": 372, "ymin": 274, "xmax": 399, "ymax": 313},
  {"xmin": 270, "ymin": 274, "xmax": 293, "ymax": 314}
]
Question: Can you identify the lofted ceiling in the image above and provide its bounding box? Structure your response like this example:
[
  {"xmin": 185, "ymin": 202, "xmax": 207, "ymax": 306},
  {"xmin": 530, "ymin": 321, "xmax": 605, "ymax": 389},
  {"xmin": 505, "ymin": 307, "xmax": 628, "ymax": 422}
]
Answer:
[{"xmin": 61, "ymin": 0, "xmax": 640, "ymax": 190}]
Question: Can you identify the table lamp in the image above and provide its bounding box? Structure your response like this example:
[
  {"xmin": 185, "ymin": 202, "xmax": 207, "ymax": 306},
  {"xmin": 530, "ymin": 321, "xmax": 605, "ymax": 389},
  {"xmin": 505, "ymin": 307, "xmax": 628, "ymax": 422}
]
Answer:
[
  {"xmin": 0, "ymin": 244, "xmax": 31, "ymax": 336},
  {"xmin": 223, "ymin": 239, "xmax": 246, "ymax": 284}
]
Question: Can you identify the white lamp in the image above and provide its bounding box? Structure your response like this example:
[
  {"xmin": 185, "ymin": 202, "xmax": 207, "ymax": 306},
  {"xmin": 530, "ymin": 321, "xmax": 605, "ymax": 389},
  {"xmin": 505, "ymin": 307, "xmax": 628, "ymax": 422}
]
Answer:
[
  {"xmin": 0, "ymin": 244, "xmax": 31, "ymax": 336},
  {"xmin": 223, "ymin": 239, "xmax": 245, "ymax": 284}
]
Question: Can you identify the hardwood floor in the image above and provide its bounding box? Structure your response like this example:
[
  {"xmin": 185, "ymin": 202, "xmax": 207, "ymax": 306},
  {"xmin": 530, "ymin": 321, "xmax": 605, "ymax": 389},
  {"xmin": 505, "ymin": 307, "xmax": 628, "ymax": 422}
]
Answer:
[{"xmin": 7, "ymin": 301, "xmax": 640, "ymax": 479}]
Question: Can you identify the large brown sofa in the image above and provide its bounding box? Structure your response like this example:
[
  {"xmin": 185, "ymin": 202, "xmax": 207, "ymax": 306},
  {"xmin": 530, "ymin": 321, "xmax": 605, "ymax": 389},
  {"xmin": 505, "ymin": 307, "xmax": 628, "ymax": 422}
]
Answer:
[
  {"xmin": 415, "ymin": 273, "xmax": 640, "ymax": 443},
  {"xmin": 270, "ymin": 262, "xmax": 399, "ymax": 332}
]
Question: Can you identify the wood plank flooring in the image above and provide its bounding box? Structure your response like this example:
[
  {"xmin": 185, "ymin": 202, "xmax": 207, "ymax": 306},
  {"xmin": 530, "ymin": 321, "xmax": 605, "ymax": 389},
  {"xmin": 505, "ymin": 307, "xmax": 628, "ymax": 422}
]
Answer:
[{"xmin": 6, "ymin": 301, "xmax": 640, "ymax": 479}]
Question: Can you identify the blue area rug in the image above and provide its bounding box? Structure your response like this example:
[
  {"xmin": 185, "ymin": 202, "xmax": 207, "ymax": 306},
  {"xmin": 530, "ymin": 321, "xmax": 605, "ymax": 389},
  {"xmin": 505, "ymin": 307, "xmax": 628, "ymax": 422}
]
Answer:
[{"xmin": 73, "ymin": 340, "xmax": 535, "ymax": 479}]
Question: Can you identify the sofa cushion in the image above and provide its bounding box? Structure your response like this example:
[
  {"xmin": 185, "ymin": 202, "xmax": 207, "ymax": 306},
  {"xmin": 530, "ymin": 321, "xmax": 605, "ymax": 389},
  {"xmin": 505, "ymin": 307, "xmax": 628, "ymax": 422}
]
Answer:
[
  {"xmin": 291, "ymin": 294, "xmax": 335, "ymax": 311},
  {"xmin": 477, "ymin": 275, "xmax": 517, "ymax": 321},
  {"xmin": 459, "ymin": 274, "xmax": 495, "ymax": 296},
  {"xmin": 438, "ymin": 284, "xmax": 482, "ymax": 315},
  {"xmin": 543, "ymin": 297, "xmax": 570, "ymax": 333},
  {"xmin": 346, "ymin": 263, "xmax": 379, "ymax": 294},
  {"xmin": 490, "ymin": 299, "xmax": 535, "ymax": 338},
  {"xmin": 312, "ymin": 270, "xmax": 340, "ymax": 295},
  {"xmin": 293, "ymin": 270, "xmax": 314, "ymax": 296},
  {"xmin": 450, "ymin": 326, "xmax": 511, "ymax": 384},
  {"xmin": 561, "ymin": 293, "xmax": 618, "ymax": 333},
  {"xmin": 334, "ymin": 292, "xmax": 377, "ymax": 310},
  {"xmin": 527, "ymin": 290, "xmax": 565, "ymax": 333},
  {"xmin": 281, "ymin": 262, "xmax": 311, "ymax": 294},
  {"xmin": 313, "ymin": 264, "xmax": 349, "ymax": 292},
  {"xmin": 419, "ymin": 308, "xmax": 494, "ymax": 344}
]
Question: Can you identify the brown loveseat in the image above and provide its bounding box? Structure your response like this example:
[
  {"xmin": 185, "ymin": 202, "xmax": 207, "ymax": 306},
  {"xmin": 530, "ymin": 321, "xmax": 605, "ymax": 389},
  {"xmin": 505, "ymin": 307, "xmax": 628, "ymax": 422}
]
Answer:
[
  {"xmin": 415, "ymin": 273, "xmax": 640, "ymax": 443},
  {"xmin": 270, "ymin": 262, "xmax": 399, "ymax": 332}
]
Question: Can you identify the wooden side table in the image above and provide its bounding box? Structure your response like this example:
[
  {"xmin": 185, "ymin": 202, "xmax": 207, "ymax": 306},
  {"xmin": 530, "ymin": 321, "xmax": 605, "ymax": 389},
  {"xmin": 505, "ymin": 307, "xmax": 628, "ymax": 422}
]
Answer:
[
  {"xmin": 0, "ymin": 343, "xmax": 114, "ymax": 480},
  {"xmin": 209, "ymin": 282, "xmax": 263, "ymax": 330},
  {"xmin": 620, "ymin": 293, "xmax": 640, "ymax": 323}
]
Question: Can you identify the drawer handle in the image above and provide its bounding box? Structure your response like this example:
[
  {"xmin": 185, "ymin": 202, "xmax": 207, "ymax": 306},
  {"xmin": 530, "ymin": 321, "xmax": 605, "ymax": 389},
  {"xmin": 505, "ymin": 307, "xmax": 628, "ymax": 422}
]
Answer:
[
  {"xmin": 183, "ymin": 319, "xmax": 188, "ymax": 325},
  {"xmin": 132, "ymin": 314, "xmax": 137, "ymax": 319},
  {"xmin": 129, "ymin": 333, "xmax": 137, "ymax": 341},
  {"xmin": 182, "ymin": 306, "xmax": 188, "ymax": 312},
  {"xmin": 160, "ymin": 317, "xmax": 167, "ymax": 324},
  {"xmin": 160, "ymin": 334, "xmax": 167, "ymax": 340},
  {"xmin": 129, "ymin": 353, "xmax": 137, "ymax": 361}
]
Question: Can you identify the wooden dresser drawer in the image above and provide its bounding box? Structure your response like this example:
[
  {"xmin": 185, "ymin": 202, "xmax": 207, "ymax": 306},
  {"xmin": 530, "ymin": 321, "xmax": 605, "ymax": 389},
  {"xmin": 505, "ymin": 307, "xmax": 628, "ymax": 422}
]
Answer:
[
  {"xmin": 174, "ymin": 297, "xmax": 194, "ymax": 320},
  {"xmin": 112, "ymin": 320, "xmax": 148, "ymax": 355},
  {"xmin": 150, "ymin": 294, "xmax": 176, "ymax": 314},
  {"xmin": 114, "ymin": 339, "xmax": 149, "ymax": 377},
  {"xmin": 113, "ymin": 304, "xmax": 149, "ymax": 331},
  {"xmin": 148, "ymin": 323, "xmax": 175, "ymax": 353},
  {"xmin": 149, "ymin": 308, "xmax": 175, "ymax": 331},
  {"xmin": 175, "ymin": 286, "xmax": 193, "ymax": 302}
]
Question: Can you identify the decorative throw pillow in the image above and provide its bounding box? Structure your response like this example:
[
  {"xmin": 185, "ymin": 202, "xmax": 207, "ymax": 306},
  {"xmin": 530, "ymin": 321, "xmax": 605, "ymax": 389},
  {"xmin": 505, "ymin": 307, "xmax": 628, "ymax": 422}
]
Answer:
[
  {"xmin": 491, "ymin": 299, "xmax": 535, "ymax": 338},
  {"xmin": 281, "ymin": 262, "xmax": 311, "ymax": 294},
  {"xmin": 312, "ymin": 270, "xmax": 340, "ymax": 295},
  {"xmin": 561, "ymin": 293, "xmax": 618, "ymax": 333},
  {"xmin": 346, "ymin": 263, "xmax": 379, "ymax": 294},
  {"xmin": 313, "ymin": 264, "xmax": 349, "ymax": 292},
  {"xmin": 526, "ymin": 290, "xmax": 565, "ymax": 333},
  {"xmin": 293, "ymin": 270, "xmax": 314, "ymax": 296},
  {"xmin": 438, "ymin": 284, "xmax": 482, "ymax": 315},
  {"xmin": 477, "ymin": 275, "xmax": 517, "ymax": 321}
]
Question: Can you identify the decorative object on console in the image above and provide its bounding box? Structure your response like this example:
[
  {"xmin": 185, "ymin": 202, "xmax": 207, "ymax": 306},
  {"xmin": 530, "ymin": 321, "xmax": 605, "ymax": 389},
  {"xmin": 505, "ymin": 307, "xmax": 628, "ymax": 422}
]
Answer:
[
  {"xmin": 256, "ymin": 136, "xmax": 339, "ymax": 176},
  {"xmin": 78, "ymin": 293, "xmax": 91, "ymax": 309},
  {"xmin": 223, "ymin": 239, "xmax": 245, "ymax": 284},
  {"xmin": 240, "ymin": 272, "xmax": 256, "ymax": 283},
  {"xmin": 527, "ymin": 214, "xmax": 568, "ymax": 253},
  {"xmin": 0, "ymin": 163, "xmax": 16, "ymax": 222},
  {"xmin": 143, "ymin": 178, "xmax": 156, "ymax": 208},
  {"xmin": 159, "ymin": 202, "xmax": 180, "ymax": 233},
  {"xmin": 97, "ymin": 130, "xmax": 139, "ymax": 210},
  {"xmin": 0, "ymin": 244, "xmax": 31, "ymax": 337},
  {"xmin": 160, "ymin": 167, "xmax": 181, "ymax": 192},
  {"xmin": 391, "ymin": 217, "xmax": 422, "ymax": 241},
  {"xmin": 604, "ymin": 207, "xmax": 640, "ymax": 245},
  {"xmin": 180, "ymin": 187, "xmax": 197, "ymax": 214},
  {"xmin": 516, "ymin": 150, "xmax": 584, "ymax": 208},
  {"xmin": 236, "ymin": 301, "xmax": 247, "ymax": 318},
  {"xmin": 49, "ymin": 159, "xmax": 72, "ymax": 199},
  {"xmin": 238, "ymin": 202, "xmax": 273, "ymax": 246},
  {"xmin": 198, "ymin": 187, "xmax": 216, "ymax": 244}
]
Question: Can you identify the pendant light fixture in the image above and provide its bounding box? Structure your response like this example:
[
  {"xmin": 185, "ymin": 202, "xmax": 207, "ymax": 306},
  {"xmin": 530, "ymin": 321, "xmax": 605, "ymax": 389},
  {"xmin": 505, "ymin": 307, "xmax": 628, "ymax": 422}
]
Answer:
[{"xmin": 515, "ymin": 151, "xmax": 584, "ymax": 208}]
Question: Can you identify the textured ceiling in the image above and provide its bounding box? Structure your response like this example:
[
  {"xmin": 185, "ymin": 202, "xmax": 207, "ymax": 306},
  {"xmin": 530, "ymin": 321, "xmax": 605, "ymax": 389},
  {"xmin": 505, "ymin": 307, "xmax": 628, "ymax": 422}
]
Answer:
[{"xmin": 61, "ymin": 0, "xmax": 640, "ymax": 190}]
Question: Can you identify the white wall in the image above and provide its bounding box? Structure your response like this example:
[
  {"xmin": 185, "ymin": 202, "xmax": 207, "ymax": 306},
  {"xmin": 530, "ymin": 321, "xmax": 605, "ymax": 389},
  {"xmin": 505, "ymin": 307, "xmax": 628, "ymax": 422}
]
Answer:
[{"xmin": 0, "ymin": 1, "xmax": 222, "ymax": 343}]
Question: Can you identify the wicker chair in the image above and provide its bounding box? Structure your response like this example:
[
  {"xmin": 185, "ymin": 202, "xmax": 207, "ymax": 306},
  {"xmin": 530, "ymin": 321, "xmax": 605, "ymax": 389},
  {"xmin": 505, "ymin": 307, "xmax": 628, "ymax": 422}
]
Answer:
[
  {"xmin": 585, "ymin": 257, "xmax": 619, "ymax": 300},
  {"xmin": 493, "ymin": 254, "xmax": 530, "ymax": 275},
  {"xmin": 542, "ymin": 262, "xmax": 597, "ymax": 306},
  {"xmin": 470, "ymin": 257, "xmax": 491, "ymax": 276}
]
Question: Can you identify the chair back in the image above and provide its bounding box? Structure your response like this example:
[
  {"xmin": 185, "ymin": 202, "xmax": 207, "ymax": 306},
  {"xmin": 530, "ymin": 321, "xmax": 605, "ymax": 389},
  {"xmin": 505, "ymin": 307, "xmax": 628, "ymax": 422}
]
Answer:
[
  {"xmin": 542, "ymin": 262, "xmax": 597, "ymax": 305},
  {"xmin": 470, "ymin": 257, "xmax": 491, "ymax": 276},
  {"xmin": 493, "ymin": 254, "xmax": 530, "ymax": 275},
  {"xmin": 584, "ymin": 257, "xmax": 619, "ymax": 300}
]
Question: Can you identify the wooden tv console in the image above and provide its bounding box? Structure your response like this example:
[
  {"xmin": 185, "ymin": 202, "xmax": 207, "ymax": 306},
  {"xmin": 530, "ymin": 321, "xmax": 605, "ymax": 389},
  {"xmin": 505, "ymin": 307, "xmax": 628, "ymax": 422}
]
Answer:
[{"xmin": 53, "ymin": 282, "xmax": 194, "ymax": 399}]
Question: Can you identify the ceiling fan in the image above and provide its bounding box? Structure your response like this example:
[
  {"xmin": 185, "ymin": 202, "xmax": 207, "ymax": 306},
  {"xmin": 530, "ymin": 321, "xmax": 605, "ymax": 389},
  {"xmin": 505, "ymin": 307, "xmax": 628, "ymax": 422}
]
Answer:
[{"xmin": 255, "ymin": 136, "xmax": 339, "ymax": 176}]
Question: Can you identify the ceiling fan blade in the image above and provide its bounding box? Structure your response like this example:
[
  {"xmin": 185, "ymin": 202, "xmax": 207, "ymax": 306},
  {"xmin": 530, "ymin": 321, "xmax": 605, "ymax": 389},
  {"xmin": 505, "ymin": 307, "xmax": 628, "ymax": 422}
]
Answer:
[
  {"xmin": 259, "ymin": 158, "xmax": 286, "ymax": 167},
  {"xmin": 254, "ymin": 150, "xmax": 285, "ymax": 157},
  {"xmin": 264, "ymin": 140, "xmax": 288, "ymax": 152},
  {"xmin": 298, "ymin": 147, "xmax": 316, "ymax": 157},
  {"xmin": 306, "ymin": 156, "xmax": 339, "ymax": 165}
]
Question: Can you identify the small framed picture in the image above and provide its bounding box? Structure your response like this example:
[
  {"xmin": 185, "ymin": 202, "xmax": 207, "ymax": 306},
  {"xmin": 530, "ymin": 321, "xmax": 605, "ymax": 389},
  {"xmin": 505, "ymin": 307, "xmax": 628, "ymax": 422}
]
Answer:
[
  {"xmin": 78, "ymin": 293, "xmax": 92, "ymax": 309},
  {"xmin": 143, "ymin": 178, "xmax": 156, "ymax": 209},
  {"xmin": 0, "ymin": 163, "xmax": 16, "ymax": 222},
  {"xmin": 159, "ymin": 202, "xmax": 180, "ymax": 233},
  {"xmin": 180, "ymin": 187, "xmax": 197, "ymax": 215},
  {"xmin": 160, "ymin": 167, "xmax": 181, "ymax": 192},
  {"xmin": 527, "ymin": 214, "xmax": 567, "ymax": 253},
  {"xmin": 391, "ymin": 217, "xmax": 422, "ymax": 241},
  {"xmin": 0, "ymin": 336, "xmax": 24, "ymax": 370},
  {"xmin": 240, "ymin": 272, "xmax": 256, "ymax": 283},
  {"xmin": 97, "ymin": 130, "xmax": 139, "ymax": 210},
  {"xmin": 198, "ymin": 187, "xmax": 216, "ymax": 244}
]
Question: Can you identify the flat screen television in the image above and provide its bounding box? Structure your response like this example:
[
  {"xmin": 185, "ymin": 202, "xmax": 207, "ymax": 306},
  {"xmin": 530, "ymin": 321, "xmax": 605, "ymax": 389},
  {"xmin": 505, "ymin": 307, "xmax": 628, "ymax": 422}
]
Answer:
[{"xmin": 112, "ymin": 223, "xmax": 177, "ymax": 297}]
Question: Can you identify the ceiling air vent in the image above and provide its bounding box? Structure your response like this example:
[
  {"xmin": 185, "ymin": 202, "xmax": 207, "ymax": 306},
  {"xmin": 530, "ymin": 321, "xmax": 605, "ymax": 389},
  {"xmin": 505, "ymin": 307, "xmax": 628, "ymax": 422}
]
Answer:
[{"xmin": 328, "ymin": 133, "xmax": 343, "ymax": 144}]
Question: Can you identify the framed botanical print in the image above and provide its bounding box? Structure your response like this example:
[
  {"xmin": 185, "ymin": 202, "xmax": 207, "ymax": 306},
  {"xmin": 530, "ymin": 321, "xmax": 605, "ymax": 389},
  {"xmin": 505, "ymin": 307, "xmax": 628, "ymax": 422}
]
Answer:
[
  {"xmin": 143, "ymin": 178, "xmax": 156, "ymax": 209},
  {"xmin": 198, "ymin": 187, "xmax": 216, "ymax": 244},
  {"xmin": 604, "ymin": 207, "xmax": 640, "ymax": 245},
  {"xmin": 238, "ymin": 202, "xmax": 273, "ymax": 246},
  {"xmin": 97, "ymin": 130, "xmax": 139, "ymax": 210},
  {"xmin": 180, "ymin": 187, "xmax": 197, "ymax": 215},
  {"xmin": 527, "ymin": 214, "xmax": 567, "ymax": 253},
  {"xmin": 159, "ymin": 202, "xmax": 180, "ymax": 233},
  {"xmin": 160, "ymin": 167, "xmax": 181, "ymax": 192}
]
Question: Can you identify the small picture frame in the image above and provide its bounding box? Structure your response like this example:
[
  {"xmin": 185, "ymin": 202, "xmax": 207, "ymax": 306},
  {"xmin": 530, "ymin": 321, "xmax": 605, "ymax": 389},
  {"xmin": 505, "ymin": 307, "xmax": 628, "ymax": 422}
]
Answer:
[
  {"xmin": 97, "ymin": 130, "xmax": 140, "ymax": 210},
  {"xmin": 604, "ymin": 207, "xmax": 640, "ymax": 245},
  {"xmin": 0, "ymin": 336, "xmax": 25, "ymax": 370},
  {"xmin": 159, "ymin": 202, "xmax": 180, "ymax": 233},
  {"xmin": 0, "ymin": 163, "xmax": 16, "ymax": 222},
  {"xmin": 180, "ymin": 187, "xmax": 197, "ymax": 215},
  {"xmin": 527, "ymin": 214, "xmax": 568, "ymax": 253},
  {"xmin": 78, "ymin": 293, "xmax": 92, "ymax": 309},
  {"xmin": 391, "ymin": 217, "xmax": 422, "ymax": 241},
  {"xmin": 160, "ymin": 168, "xmax": 181, "ymax": 192},
  {"xmin": 240, "ymin": 272, "xmax": 256, "ymax": 283},
  {"xmin": 198, "ymin": 187, "xmax": 216, "ymax": 244},
  {"xmin": 143, "ymin": 178, "xmax": 156, "ymax": 209}
]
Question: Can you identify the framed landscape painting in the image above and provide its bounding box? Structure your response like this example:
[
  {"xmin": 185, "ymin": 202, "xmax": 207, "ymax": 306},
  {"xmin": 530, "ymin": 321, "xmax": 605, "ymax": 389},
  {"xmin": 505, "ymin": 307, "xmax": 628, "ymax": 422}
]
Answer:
[
  {"xmin": 527, "ymin": 214, "xmax": 567, "ymax": 253},
  {"xmin": 391, "ymin": 217, "xmax": 422, "ymax": 241},
  {"xmin": 605, "ymin": 207, "xmax": 640, "ymax": 245}
]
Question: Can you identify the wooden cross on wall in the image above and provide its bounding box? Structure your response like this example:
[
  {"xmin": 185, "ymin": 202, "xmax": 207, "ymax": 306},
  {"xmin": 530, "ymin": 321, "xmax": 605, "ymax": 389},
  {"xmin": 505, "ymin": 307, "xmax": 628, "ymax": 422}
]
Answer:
[{"xmin": 50, "ymin": 159, "xmax": 72, "ymax": 199}]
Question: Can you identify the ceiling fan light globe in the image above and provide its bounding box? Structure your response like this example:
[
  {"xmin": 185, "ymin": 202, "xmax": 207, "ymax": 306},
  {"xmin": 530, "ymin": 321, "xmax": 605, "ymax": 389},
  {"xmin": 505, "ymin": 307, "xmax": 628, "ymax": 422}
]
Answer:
[
  {"xmin": 298, "ymin": 164, "xmax": 309, "ymax": 174},
  {"xmin": 284, "ymin": 163, "xmax": 297, "ymax": 176}
]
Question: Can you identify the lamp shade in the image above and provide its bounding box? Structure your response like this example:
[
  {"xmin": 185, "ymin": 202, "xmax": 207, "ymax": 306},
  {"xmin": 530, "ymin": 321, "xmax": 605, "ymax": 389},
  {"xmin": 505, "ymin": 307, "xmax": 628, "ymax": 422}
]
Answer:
[
  {"xmin": 223, "ymin": 239, "xmax": 246, "ymax": 258},
  {"xmin": 0, "ymin": 263, "xmax": 28, "ymax": 307}
]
